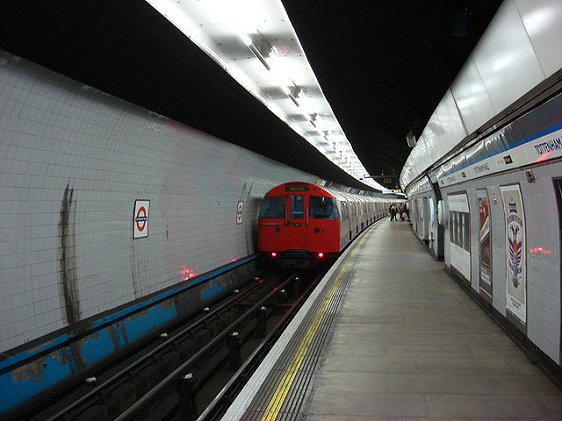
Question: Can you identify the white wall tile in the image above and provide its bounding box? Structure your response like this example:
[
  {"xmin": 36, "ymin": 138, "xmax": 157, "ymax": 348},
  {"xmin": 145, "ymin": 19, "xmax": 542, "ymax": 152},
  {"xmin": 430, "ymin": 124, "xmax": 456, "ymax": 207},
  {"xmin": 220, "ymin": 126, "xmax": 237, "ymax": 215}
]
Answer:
[{"xmin": 0, "ymin": 53, "xmax": 317, "ymax": 352}]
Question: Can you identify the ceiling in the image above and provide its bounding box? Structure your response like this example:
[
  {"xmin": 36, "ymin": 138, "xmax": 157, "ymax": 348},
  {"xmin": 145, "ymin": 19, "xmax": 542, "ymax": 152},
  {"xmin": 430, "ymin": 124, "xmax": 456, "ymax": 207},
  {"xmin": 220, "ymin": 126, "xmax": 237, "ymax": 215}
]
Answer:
[{"xmin": 1, "ymin": 0, "xmax": 502, "ymax": 191}]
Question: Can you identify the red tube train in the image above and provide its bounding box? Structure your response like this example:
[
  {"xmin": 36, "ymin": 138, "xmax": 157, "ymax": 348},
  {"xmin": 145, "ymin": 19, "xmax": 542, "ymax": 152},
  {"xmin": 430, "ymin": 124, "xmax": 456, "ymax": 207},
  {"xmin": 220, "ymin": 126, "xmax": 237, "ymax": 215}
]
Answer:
[{"xmin": 257, "ymin": 181, "xmax": 392, "ymax": 267}]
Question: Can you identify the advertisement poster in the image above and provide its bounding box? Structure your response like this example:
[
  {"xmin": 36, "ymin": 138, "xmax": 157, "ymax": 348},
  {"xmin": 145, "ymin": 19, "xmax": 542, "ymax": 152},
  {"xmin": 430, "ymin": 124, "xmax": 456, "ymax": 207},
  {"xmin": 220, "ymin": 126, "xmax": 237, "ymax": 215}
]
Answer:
[
  {"xmin": 448, "ymin": 193, "xmax": 470, "ymax": 281},
  {"xmin": 477, "ymin": 192, "xmax": 492, "ymax": 301},
  {"xmin": 500, "ymin": 185, "xmax": 526, "ymax": 323}
]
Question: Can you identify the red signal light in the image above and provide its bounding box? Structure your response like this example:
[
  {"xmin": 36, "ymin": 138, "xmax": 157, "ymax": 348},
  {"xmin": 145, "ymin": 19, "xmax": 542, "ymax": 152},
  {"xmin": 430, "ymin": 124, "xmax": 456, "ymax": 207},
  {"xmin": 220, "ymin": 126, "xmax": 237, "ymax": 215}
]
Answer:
[
  {"xmin": 271, "ymin": 252, "xmax": 277, "ymax": 257},
  {"xmin": 318, "ymin": 252, "xmax": 324, "ymax": 258}
]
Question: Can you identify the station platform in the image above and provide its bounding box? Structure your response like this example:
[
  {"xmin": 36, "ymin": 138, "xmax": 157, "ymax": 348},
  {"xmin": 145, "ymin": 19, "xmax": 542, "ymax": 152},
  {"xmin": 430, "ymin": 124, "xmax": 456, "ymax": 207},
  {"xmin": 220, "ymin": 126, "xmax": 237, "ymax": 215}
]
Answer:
[{"xmin": 222, "ymin": 220, "xmax": 562, "ymax": 420}]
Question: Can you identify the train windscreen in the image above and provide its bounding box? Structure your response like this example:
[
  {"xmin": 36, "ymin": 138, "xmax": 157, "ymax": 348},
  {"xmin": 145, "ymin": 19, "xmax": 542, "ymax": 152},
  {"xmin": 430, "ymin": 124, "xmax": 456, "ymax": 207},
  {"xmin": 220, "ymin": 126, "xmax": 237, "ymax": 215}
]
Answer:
[
  {"xmin": 259, "ymin": 197, "xmax": 284, "ymax": 218},
  {"xmin": 310, "ymin": 196, "xmax": 338, "ymax": 219}
]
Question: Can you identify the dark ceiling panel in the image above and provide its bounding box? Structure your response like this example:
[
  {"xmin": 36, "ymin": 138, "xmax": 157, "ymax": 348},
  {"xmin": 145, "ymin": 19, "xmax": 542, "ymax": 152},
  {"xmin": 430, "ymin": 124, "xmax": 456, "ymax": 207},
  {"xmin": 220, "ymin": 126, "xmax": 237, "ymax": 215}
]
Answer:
[{"xmin": 281, "ymin": 0, "xmax": 502, "ymax": 186}]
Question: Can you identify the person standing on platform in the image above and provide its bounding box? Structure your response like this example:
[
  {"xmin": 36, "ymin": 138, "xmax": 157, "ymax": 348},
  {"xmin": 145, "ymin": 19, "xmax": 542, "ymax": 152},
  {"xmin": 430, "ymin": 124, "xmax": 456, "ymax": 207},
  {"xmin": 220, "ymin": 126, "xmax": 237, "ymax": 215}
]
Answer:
[
  {"xmin": 398, "ymin": 203, "xmax": 406, "ymax": 221},
  {"xmin": 389, "ymin": 203, "xmax": 397, "ymax": 221}
]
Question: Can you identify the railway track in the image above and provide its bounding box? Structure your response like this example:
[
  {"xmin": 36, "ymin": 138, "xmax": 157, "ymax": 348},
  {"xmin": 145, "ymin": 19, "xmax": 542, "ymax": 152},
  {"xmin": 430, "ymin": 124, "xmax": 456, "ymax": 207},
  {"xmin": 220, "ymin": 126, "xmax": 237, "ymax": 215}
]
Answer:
[{"xmin": 27, "ymin": 265, "xmax": 328, "ymax": 421}]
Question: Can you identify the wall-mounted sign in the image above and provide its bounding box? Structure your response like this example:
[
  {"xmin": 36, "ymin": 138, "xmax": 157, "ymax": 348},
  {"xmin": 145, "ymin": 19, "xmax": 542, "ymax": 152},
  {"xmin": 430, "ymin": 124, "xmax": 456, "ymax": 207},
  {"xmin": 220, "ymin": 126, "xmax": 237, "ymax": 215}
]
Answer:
[
  {"xmin": 236, "ymin": 201, "xmax": 244, "ymax": 224},
  {"xmin": 134, "ymin": 200, "xmax": 150, "ymax": 239}
]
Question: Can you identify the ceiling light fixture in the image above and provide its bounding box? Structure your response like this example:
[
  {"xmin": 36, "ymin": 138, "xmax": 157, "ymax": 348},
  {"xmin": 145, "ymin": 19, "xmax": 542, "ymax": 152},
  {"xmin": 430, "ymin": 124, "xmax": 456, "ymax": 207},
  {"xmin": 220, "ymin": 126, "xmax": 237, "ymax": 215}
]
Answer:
[
  {"xmin": 248, "ymin": 43, "xmax": 271, "ymax": 71},
  {"xmin": 144, "ymin": 0, "xmax": 388, "ymax": 192},
  {"xmin": 288, "ymin": 94, "xmax": 300, "ymax": 107},
  {"xmin": 238, "ymin": 32, "xmax": 272, "ymax": 71},
  {"xmin": 238, "ymin": 33, "xmax": 252, "ymax": 47}
]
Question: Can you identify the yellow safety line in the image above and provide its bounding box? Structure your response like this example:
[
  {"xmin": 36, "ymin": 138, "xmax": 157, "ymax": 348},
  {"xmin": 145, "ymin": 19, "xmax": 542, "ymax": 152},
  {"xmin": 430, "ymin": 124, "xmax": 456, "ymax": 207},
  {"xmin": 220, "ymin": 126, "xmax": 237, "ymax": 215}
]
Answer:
[{"xmin": 260, "ymin": 231, "xmax": 370, "ymax": 421}]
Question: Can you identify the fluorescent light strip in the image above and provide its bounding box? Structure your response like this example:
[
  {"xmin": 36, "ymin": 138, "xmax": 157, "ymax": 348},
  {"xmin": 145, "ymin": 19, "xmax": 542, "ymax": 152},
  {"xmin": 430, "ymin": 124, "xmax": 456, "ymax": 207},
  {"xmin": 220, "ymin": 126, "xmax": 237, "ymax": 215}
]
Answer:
[
  {"xmin": 143, "ymin": 0, "xmax": 387, "ymax": 192},
  {"xmin": 248, "ymin": 43, "xmax": 271, "ymax": 71}
]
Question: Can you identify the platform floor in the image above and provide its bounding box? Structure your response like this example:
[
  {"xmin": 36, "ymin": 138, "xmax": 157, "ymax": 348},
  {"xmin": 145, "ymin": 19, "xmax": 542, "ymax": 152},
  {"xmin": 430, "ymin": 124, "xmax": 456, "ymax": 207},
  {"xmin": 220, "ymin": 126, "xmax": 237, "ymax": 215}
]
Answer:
[{"xmin": 224, "ymin": 220, "xmax": 562, "ymax": 420}]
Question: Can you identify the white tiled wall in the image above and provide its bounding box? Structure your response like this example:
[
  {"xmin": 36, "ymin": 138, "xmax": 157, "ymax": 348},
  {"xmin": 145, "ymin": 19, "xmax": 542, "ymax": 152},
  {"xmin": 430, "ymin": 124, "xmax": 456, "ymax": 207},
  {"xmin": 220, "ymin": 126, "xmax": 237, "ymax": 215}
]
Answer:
[
  {"xmin": 0, "ymin": 51, "xmax": 317, "ymax": 352},
  {"xmin": 440, "ymin": 162, "xmax": 561, "ymax": 363}
]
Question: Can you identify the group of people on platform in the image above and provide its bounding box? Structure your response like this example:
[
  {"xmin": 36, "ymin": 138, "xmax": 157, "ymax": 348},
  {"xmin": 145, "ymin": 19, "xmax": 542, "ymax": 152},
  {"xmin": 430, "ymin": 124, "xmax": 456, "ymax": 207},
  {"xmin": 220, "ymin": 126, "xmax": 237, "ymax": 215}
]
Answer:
[{"xmin": 388, "ymin": 202, "xmax": 409, "ymax": 222}]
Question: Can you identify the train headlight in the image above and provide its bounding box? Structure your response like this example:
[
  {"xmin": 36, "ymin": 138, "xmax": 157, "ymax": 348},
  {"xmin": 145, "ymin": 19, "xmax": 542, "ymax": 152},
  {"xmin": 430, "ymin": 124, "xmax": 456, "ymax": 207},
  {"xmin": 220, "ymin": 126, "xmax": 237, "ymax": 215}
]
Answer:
[
  {"xmin": 271, "ymin": 252, "xmax": 277, "ymax": 258},
  {"xmin": 318, "ymin": 252, "xmax": 324, "ymax": 258}
]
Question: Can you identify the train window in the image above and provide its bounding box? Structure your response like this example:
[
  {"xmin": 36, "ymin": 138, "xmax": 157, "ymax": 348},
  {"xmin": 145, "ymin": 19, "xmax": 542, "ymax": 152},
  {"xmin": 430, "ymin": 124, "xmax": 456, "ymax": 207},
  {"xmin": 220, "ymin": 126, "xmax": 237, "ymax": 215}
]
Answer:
[
  {"xmin": 259, "ymin": 197, "xmax": 284, "ymax": 218},
  {"xmin": 290, "ymin": 195, "xmax": 304, "ymax": 218},
  {"xmin": 310, "ymin": 196, "xmax": 338, "ymax": 219}
]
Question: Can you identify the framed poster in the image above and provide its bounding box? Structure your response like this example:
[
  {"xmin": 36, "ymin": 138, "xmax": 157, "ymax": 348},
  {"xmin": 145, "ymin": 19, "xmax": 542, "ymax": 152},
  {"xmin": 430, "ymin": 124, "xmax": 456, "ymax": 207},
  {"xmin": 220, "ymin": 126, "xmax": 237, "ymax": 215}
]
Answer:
[
  {"xmin": 500, "ymin": 185, "xmax": 526, "ymax": 323},
  {"xmin": 448, "ymin": 193, "xmax": 470, "ymax": 280},
  {"xmin": 477, "ymin": 191, "xmax": 492, "ymax": 301}
]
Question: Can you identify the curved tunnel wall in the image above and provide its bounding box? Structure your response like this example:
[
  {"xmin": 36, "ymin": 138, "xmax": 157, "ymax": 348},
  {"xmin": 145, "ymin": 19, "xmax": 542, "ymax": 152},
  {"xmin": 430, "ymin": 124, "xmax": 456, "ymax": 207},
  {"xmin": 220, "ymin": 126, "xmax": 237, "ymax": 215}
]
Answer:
[
  {"xmin": 400, "ymin": 0, "xmax": 562, "ymax": 189},
  {"xmin": 0, "ymin": 50, "xmax": 319, "ymax": 353}
]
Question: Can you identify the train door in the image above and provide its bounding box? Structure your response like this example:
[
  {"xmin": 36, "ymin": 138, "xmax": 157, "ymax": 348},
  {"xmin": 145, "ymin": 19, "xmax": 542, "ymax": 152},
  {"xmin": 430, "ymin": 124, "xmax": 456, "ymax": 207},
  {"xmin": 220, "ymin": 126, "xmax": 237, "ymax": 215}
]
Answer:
[
  {"xmin": 554, "ymin": 178, "xmax": 562, "ymax": 363},
  {"xmin": 285, "ymin": 194, "xmax": 307, "ymax": 250}
]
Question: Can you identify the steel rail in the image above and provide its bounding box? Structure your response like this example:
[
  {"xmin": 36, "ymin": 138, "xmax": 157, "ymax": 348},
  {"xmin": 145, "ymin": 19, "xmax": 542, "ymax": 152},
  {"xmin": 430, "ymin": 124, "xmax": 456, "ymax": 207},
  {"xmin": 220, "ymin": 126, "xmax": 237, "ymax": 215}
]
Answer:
[
  {"xmin": 114, "ymin": 272, "xmax": 301, "ymax": 421},
  {"xmin": 45, "ymin": 272, "xmax": 269, "ymax": 421},
  {"xmin": 196, "ymin": 271, "xmax": 323, "ymax": 421}
]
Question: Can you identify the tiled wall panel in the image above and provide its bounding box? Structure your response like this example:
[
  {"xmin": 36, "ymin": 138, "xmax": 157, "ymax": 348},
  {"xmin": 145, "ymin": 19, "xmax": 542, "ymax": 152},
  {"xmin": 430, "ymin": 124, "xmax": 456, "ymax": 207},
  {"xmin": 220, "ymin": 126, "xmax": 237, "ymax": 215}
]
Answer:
[
  {"xmin": 0, "ymin": 52, "xmax": 317, "ymax": 352},
  {"xmin": 440, "ymin": 162, "xmax": 561, "ymax": 363}
]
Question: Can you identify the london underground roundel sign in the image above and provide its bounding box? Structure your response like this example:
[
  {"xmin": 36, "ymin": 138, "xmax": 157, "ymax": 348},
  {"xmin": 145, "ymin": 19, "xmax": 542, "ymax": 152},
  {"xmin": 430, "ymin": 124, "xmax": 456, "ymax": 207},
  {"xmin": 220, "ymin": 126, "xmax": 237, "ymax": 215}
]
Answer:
[{"xmin": 133, "ymin": 200, "xmax": 150, "ymax": 238}]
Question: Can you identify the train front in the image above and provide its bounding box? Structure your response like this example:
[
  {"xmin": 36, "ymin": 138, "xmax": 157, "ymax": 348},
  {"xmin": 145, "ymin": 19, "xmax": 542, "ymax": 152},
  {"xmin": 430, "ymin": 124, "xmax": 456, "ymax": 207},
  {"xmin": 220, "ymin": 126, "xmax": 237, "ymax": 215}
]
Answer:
[{"xmin": 257, "ymin": 182, "xmax": 341, "ymax": 268}]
